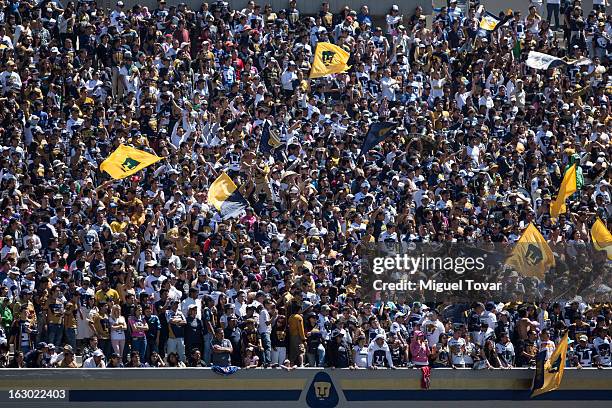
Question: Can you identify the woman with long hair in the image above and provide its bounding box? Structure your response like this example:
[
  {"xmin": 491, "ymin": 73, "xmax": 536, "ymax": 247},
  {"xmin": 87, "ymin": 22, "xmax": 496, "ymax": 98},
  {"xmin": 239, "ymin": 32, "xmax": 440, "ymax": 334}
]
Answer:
[
  {"xmin": 109, "ymin": 304, "xmax": 127, "ymax": 359},
  {"xmin": 484, "ymin": 339, "xmax": 504, "ymax": 368},
  {"xmin": 8, "ymin": 351, "xmax": 25, "ymax": 368},
  {"xmin": 431, "ymin": 332, "xmax": 451, "ymax": 368},
  {"xmin": 166, "ymin": 352, "xmax": 186, "ymax": 367},
  {"xmin": 129, "ymin": 305, "xmax": 149, "ymax": 362},
  {"xmin": 270, "ymin": 314, "xmax": 288, "ymax": 367}
]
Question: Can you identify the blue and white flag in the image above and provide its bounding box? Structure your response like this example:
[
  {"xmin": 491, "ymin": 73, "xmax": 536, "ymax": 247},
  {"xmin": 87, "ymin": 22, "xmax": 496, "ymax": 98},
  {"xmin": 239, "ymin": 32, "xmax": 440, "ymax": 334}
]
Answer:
[{"xmin": 211, "ymin": 365, "xmax": 239, "ymax": 375}]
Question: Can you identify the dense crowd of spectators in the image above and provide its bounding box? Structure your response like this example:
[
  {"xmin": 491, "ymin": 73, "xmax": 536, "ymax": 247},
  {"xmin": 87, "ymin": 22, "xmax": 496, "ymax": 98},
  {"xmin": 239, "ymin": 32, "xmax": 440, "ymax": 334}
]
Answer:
[{"xmin": 0, "ymin": 0, "xmax": 610, "ymax": 369}]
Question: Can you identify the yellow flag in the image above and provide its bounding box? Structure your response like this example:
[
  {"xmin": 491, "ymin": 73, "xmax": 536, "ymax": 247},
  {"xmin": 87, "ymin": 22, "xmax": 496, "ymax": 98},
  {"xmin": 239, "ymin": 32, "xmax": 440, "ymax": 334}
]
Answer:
[
  {"xmin": 99, "ymin": 144, "xmax": 163, "ymax": 180},
  {"xmin": 506, "ymin": 223, "xmax": 555, "ymax": 279},
  {"xmin": 309, "ymin": 42, "xmax": 350, "ymax": 79},
  {"xmin": 479, "ymin": 12, "xmax": 500, "ymax": 31},
  {"xmin": 550, "ymin": 163, "xmax": 577, "ymax": 219},
  {"xmin": 591, "ymin": 218, "xmax": 612, "ymax": 260},
  {"xmin": 207, "ymin": 172, "xmax": 249, "ymax": 220},
  {"xmin": 531, "ymin": 332, "xmax": 569, "ymax": 397}
]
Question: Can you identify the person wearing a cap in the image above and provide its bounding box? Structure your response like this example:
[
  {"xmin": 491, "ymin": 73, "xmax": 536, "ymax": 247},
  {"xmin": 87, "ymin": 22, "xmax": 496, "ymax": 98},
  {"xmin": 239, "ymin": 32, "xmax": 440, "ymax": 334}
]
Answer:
[
  {"xmin": 59, "ymin": 345, "xmax": 78, "ymax": 368},
  {"xmin": 421, "ymin": 310, "xmax": 445, "ymax": 346},
  {"xmin": 410, "ymin": 330, "xmax": 430, "ymax": 367},
  {"xmin": 326, "ymin": 329, "xmax": 353, "ymax": 369},
  {"xmin": 1, "ymin": 269, "xmax": 19, "ymax": 307},
  {"xmin": 110, "ymin": 1, "xmax": 126, "ymax": 28},
  {"xmin": 573, "ymin": 333, "xmax": 598, "ymax": 368},
  {"xmin": 95, "ymin": 277, "xmax": 120, "ymax": 306},
  {"xmin": 82, "ymin": 349, "xmax": 106, "ymax": 368},
  {"xmin": 184, "ymin": 304, "xmax": 204, "ymax": 358},
  {"xmin": 0, "ymin": 60, "xmax": 21, "ymax": 91},
  {"xmin": 107, "ymin": 352, "xmax": 125, "ymax": 368},
  {"xmin": 23, "ymin": 342, "xmax": 49, "ymax": 368},
  {"xmin": 385, "ymin": 5, "xmax": 402, "ymax": 37}
]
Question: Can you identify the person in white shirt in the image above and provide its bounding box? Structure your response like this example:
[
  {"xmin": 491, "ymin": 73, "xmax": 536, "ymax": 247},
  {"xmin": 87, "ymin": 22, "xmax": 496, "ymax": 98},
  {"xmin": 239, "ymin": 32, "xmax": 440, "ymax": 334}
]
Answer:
[
  {"xmin": 385, "ymin": 5, "xmax": 402, "ymax": 36},
  {"xmin": 281, "ymin": 62, "xmax": 298, "ymax": 93},
  {"xmin": 110, "ymin": 1, "xmax": 127, "ymax": 30},
  {"xmin": 537, "ymin": 329, "xmax": 556, "ymax": 360},
  {"xmin": 0, "ymin": 24, "xmax": 14, "ymax": 50},
  {"xmin": 181, "ymin": 288, "xmax": 202, "ymax": 320},
  {"xmin": 0, "ymin": 236, "xmax": 18, "ymax": 261},
  {"xmin": 496, "ymin": 332, "xmax": 515, "ymax": 367},
  {"xmin": 367, "ymin": 334, "xmax": 396, "ymax": 369},
  {"xmin": 449, "ymin": 329, "xmax": 467, "ymax": 368},
  {"xmin": 317, "ymin": 305, "xmax": 331, "ymax": 341},
  {"xmin": 481, "ymin": 303, "xmax": 498, "ymax": 329},
  {"xmin": 258, "ymin": 300, "xmax": 272, "ymax": 366},
  {"xmin": 82, "ymin": 349, "xmax": 106, "ymax": 368},
  {"xmin": 0, "ymin": 60, "xmax": 21, "ymax": 94},
  {"xmin": 381, "ymin": 69, "xmax": 399, "ymax": 101},
  {"xmin": 429, "ymin": 70, "xmax": 446, "ymax": 100},
  {"xmin": 593, "ymin": 328, "xmax": 611, "ymax": 367},
  {"xmin": 422, "ymin": 311, "xmax": 445, "ymax": 346},
  {"xmin": 473, "ymin": 322, "xmax": 495, "ymax": 348},
  {"xmin": 353, "ymin": 335, "xmax": 369, "ymax": 368},
  {"xmin": 2, "ymin": 269, "xmax": 20, "ymax": 299},
  {"xmin": 234, "ymin": 291, "xmax": 247, "ymax": 318}
]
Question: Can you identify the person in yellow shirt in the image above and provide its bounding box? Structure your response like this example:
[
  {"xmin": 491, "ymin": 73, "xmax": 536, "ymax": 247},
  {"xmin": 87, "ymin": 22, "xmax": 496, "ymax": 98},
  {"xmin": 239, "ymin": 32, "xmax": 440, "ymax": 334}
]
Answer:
[
  {"xmin": 130, "ymin": 202, "xmax": 146, "ymax": 226},
  {"xmin": 63, "ymin": 291, "xmax": 80, "ymax": 350},
  {"xmin": 94, "ymin": 277, "xmax": 120, "ymax": 306},
  {"xmin": 76, "ymin": 86, "xmax": 94, "ymax": 108},
  {"xmin": 431, "ymin": 100, "xmax": 450, "ymax": 130},
  {"xmin": 45, "ymin": 285, "xmax": 65, "ymax": 348},
  {"xmin": 345, "ymin": 275, "xmax": 362, "ymax": 297},
  {"xmin": 110, "ymin": 207, "xmax": 129, "ymax": 233},
  {"xmin": 293, "ymin": 249, "xmax": 313, "ymax": 274},
  {"xmin": 12, "ymin": 288, "xmax": 36, "ymax": 326},
  {"xmin": 89, "ymin": 301, "xmax": 112, "ymax": 357},
  {"xmin": 287, "ymin": 301, "xmax": 306, "ymax": 367},
  {"xmin": 117, "ymin": 189, "xmax": 143, "ymax": 217}
]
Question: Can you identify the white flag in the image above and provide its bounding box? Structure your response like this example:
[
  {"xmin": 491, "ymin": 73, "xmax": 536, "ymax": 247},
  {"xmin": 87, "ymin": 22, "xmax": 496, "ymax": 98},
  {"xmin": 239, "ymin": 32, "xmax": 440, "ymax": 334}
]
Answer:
[
  {"xmin": 526, "ymin": 51, "xmax": 593, "ymax": 70},
  {"xmin": 525, "ymin": 52, "xmax": 566, "ymax": 70}
]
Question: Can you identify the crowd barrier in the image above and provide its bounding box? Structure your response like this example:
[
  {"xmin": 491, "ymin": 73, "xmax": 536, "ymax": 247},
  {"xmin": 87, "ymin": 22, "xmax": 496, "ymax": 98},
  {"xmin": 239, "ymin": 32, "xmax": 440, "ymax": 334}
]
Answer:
[{"xmin": 0, "ymin": 367, "xmax": 610, "ymax": 407}]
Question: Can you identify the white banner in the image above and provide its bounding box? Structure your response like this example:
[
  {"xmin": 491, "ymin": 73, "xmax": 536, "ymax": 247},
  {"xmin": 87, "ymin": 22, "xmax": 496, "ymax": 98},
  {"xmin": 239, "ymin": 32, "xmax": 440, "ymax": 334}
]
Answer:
[
  {"xmin": 525, "ymin": 51, "xmax": 566, "ymax": 70},
  {"xmin": 526, "ymin": 51, "xmax": 593, "ymax": 70}
]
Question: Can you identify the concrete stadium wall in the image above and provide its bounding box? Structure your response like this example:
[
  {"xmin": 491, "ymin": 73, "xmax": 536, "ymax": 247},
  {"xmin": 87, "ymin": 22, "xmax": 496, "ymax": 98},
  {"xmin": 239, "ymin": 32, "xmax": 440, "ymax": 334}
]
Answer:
[{"xmin": 0, "ymin": 368, "xmax": 610, "ymax": 408}]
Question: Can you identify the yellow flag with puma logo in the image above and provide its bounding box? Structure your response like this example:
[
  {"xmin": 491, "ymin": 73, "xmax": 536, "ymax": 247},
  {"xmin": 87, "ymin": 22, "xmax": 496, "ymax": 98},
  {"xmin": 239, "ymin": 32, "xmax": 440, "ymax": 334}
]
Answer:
[
  {"xmin": 309, "ymin": 42, "xmax": 350, "ymax": 78},
  {"xmin": 100, "ymin": 144, "xmax": 163, "ymax": 179},
  {"xmin": 507, "ymin": 223, "xmax": 555, "ymax": 280}
]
